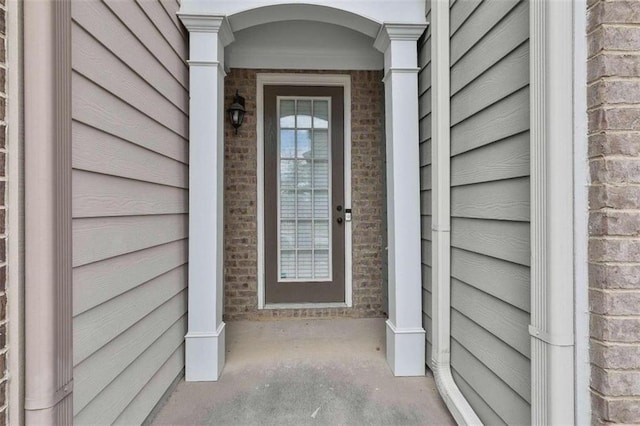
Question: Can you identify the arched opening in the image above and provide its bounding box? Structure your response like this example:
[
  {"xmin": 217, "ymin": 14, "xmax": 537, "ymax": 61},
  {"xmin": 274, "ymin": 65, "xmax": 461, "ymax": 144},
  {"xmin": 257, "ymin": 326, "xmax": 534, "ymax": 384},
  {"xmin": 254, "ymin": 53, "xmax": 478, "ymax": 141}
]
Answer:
[
  {"xmin": 225, "ymin": 20, "xmax": 383, "ymax": 70},
  {"xmin": 179, "ymin": 3, "xmax": 426, "ymax": 381},
  {"xmin": 227, "ymin": 3, "xmax": 382, "ymax": 38}
]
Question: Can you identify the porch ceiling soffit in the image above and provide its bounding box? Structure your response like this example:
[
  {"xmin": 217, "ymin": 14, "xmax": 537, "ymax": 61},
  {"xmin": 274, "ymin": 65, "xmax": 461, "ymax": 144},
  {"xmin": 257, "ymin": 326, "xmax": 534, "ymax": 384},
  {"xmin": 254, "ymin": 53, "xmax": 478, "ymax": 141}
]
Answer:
[
  {"xmin": 226, "ymin": 4, "xmax": 379, "ymax": 39},
  {"xmin": 225, "ymin": 21, "xmax": 384, "ymax": 70}
]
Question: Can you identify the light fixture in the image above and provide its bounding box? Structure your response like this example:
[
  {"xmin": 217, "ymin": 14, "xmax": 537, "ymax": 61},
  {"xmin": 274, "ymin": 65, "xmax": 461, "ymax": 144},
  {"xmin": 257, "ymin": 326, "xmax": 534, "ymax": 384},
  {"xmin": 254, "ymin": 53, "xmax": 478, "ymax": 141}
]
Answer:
[{"xmin": 228, "ymin": 90, "xmax": 246, "ymax": 134}]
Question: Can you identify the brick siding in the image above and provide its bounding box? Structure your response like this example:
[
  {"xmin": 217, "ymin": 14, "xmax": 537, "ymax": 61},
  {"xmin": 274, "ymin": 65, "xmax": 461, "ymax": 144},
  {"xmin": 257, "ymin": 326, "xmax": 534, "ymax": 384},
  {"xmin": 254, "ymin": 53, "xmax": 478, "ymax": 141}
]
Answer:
[
  {"xmin": 223, "ymin": 69, "xmax": 386, "ymax": 321},
  {"xmin": 0, "ymin": 0, "xmax": 6, "ymax": 422},
  {"xmin": 588, "ymin": 1, "xmax": 640, "ymax": 423}
]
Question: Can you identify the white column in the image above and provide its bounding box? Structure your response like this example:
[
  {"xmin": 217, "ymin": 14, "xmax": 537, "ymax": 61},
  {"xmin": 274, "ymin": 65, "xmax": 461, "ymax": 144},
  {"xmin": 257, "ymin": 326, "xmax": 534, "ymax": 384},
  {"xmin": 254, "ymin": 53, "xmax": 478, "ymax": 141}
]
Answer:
[
  {"xmin": 178, "ymin": 14, "xmax": 234, "ymax": 381},
  {"xmin": 374, "ymin": 23, "xmax": 427, "ymax": 377}
]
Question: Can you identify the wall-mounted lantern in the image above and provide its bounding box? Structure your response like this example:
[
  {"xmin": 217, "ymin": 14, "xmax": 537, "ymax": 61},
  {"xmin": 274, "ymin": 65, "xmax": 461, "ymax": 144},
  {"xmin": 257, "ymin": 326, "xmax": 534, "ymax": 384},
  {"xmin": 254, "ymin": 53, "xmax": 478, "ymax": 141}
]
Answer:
[{"xmin": 228, "ymin": 90, "xmax": 246, "ymax": 134}]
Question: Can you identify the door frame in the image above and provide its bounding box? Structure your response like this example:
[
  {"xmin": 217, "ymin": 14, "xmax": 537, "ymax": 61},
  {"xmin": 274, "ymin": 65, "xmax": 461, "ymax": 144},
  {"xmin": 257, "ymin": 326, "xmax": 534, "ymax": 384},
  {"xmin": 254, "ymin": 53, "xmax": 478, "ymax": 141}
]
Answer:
[{"xmin": 256, "ymin": 73, "xmax": 353, "ymax": 309}]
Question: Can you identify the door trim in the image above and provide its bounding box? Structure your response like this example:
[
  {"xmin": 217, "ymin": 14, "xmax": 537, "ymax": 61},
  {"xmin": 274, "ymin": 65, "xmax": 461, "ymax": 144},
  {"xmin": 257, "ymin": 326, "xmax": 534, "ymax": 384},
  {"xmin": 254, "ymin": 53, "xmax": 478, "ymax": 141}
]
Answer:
[{"xmin": 257, "ymin": 73, "xmax": 352, "ymax": 309}]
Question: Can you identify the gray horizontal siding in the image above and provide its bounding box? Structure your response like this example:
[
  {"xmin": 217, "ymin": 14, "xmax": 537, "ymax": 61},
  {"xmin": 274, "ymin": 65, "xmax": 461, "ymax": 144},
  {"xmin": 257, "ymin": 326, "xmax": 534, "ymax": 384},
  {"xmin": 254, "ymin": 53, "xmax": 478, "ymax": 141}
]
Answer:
[
  {"xmin": 451, "ymin": 310, "xmax": 530, "ymax": 401},
  {"xmin": 71, "ymin": 0, "xmax": 188, "ymax": 423},
  {"xmin": 451, "ymin": 369, "xmax": 506, "ymax": 426},
  {"xmin": 418, "ymin": 6, "xmax": 432, "ymax": 370},
  {"xmin": 448, "ymin": 1, "xmax": 531, "ymax": 424},
  {"xmin": 451, "ymin": 279, "xmax": 529, "ymax": 358},
  {"xmin": 72, "ymin": 0, "xmax": 187, "ymax": 110},
  {"xmin": 73, "ymin": 122, "xmax": 188, "ymax": 188},
  {"xmin": 451, "ymin": 0, "xmax": 528, "ymax": 95},
  {"xmin": 451, "ymin": 339, "xmax": 529, "ymax": 425},
  {"xmin": 450, "ymin": 0, "xmax": 521, "ymax": 65}
]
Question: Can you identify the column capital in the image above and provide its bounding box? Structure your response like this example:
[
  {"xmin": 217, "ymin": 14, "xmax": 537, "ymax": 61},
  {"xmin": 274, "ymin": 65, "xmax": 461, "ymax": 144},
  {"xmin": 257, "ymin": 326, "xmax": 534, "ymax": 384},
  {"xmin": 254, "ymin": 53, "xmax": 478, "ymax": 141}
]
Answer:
[
  {"xmin": 178, "ymin": 13, "xmax": 235, "ymax": 46},
  {"xmin": 374, "ymin": 22, "xmax": 428, "ymax": 53}
]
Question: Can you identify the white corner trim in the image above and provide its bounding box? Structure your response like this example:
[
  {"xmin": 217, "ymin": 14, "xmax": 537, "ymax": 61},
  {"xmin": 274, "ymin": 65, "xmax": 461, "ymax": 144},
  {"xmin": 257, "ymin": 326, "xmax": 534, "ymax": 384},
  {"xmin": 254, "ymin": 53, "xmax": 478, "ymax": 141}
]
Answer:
[
  {"xmin": 573, "ymin": 0, "xmax": 591, "ymax": 423},
  {"xmin": 530, "ymin": 1, "xmax": 576, "ymax": 424},
  {"xmin": 7, "ymin": 0, "xmax": 24, "ymax": 424},
  {"xmin": 430, "ymin": 0, "xmax": 481, "ymax": 424},
  {"xmin": 256, "ymin": 73, "xmax": 352, "ymax": 309}
]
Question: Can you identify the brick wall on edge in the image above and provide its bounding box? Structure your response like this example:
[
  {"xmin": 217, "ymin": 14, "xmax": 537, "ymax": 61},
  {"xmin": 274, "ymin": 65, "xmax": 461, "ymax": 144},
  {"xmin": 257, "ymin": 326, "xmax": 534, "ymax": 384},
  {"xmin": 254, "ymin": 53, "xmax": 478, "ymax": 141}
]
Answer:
[
  {"xmin": 0, "ymin": 0, "xmax": 6, "ymax": 422},
  {"xmin": 588, "ymin": 1, "xmax": 640, "ymax": 424},
  {"xmin": 223, "ymin": 69, "xmax": 386, "ymax": 321}
]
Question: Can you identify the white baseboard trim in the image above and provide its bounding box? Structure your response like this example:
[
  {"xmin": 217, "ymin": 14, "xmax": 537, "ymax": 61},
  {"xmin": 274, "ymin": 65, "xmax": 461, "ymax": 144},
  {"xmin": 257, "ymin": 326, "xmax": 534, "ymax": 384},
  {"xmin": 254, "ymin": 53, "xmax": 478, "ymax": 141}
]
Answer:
[
  {"xmin": 385, "ymin": 320, "xmax": 426, "ymax": 377},
  {"xmin": 185, "ymin": 322, "xmax": 226, "ymax": 381}
]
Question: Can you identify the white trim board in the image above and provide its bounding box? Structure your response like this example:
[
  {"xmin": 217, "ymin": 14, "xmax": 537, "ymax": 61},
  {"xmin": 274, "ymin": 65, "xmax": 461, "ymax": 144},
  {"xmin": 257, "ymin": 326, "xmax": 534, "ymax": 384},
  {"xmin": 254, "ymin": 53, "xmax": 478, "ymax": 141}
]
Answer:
[
  {"xmin": 7, "ymin": 0, "xmax": 25, "ymax": 423},
  {"xmin": 256, "ymin": 73, "xmax": 353, "ymax": 309},
  {"xmin": 573, "ymin": 0, "xmax": 591, "ymax": 423}
]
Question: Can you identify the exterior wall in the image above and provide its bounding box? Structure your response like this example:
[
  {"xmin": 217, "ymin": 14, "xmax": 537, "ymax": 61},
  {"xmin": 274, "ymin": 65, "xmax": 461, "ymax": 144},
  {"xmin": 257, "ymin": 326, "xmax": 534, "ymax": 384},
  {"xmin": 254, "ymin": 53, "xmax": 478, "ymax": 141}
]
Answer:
[
  {"xmin": 418, "ymin": 8, "xmax": 432, "ymax": 371},
  {"xmin": 588, "ymin": 1, "xmax": 640, "ymax": 424},
  {"xmin": 445, "ymin": 1, "xmax": 531, "ymax": 424},
  {"xmin": 70, "ymin": 0, "xmax": 188, "ymax": 423},
  {"xmin": 223, "ymin": 68, "xmax": 386, "ymax": 320}
]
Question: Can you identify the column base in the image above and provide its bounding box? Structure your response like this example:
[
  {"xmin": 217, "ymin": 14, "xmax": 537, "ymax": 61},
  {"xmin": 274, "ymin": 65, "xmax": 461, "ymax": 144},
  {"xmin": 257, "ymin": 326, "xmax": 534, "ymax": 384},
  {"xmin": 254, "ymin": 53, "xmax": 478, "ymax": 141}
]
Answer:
[
  {"xmin": 386, "ymin": 320, "xmax": 426, "ymax": 376},
  {"xmin": 185, "ymin": 322, "xmax": 226, "ymax": 381}
]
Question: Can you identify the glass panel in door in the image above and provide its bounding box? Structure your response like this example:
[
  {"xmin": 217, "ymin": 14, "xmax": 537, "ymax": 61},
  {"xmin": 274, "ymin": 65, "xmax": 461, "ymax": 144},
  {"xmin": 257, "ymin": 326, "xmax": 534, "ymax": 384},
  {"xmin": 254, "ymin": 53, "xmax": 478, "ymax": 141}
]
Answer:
[{"xmin": 278, "ymin": 98, "xmax": 332, "ymax": 281}]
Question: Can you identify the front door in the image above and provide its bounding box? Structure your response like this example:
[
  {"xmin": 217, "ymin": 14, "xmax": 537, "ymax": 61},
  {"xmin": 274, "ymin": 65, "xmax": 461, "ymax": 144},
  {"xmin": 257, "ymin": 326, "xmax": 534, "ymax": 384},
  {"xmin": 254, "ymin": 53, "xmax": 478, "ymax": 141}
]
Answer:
[{"xmin": 264, "ymin": 85, "xmax": 345, "ymax": 304}]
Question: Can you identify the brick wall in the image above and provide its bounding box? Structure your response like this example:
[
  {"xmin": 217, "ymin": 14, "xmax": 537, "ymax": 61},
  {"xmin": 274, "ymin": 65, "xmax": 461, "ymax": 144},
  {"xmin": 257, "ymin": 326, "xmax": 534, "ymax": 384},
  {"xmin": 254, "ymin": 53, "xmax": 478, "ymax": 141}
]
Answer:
[
  {"xmin": 588, "ymin": 1, "xmax": 640, "ymax": 424},
  {"xmin": 0, "ymin": 0, "xmax": 6, "ymax": 422},
  {"xmin": 223, "ymin": 69, "xmax": 386, "ymax": 321}
]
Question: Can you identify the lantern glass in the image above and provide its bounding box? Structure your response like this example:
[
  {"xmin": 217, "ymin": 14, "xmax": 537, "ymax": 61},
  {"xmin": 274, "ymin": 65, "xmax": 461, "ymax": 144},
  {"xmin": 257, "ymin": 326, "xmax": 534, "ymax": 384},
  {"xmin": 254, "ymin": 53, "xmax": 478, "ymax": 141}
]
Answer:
[
  {"xmin": 230, "ymin": 108, "xmax": 244, "ymax": 127},
  {"xmin": 228, "ymin": 90, "xmax": 246, "ymax": 134}
]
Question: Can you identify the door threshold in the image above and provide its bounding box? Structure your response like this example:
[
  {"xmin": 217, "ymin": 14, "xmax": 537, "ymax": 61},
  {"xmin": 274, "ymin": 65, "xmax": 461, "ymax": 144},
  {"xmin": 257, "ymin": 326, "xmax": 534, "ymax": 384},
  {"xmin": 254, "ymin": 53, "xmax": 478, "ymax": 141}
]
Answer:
[{"xmin": 263, "ymin": 302, "xmax": 349, "ymax": 310}]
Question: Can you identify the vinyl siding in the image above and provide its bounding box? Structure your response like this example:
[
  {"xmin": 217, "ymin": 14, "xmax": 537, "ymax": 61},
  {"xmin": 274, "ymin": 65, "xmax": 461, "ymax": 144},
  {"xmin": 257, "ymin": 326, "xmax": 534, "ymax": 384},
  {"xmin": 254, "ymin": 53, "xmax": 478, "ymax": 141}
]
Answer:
[
  {"xmin": 449, "ymin": 1, "xmax": 531, "ymax": 424},
  {"xmin": 71, "ymin": 0, "xmax": 189, "ymax": 423},
  {"xmin": 418, "ymin": 3, "xmax": 433, "ymax": 370}
]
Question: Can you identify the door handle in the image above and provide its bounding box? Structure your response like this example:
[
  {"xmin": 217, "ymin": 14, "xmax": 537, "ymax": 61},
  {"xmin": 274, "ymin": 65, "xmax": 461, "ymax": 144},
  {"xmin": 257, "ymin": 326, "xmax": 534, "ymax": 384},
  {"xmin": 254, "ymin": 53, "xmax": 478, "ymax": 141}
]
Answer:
[{"xmin": 337, "ymin": 217, "xmax": 343, "ymax": 225}]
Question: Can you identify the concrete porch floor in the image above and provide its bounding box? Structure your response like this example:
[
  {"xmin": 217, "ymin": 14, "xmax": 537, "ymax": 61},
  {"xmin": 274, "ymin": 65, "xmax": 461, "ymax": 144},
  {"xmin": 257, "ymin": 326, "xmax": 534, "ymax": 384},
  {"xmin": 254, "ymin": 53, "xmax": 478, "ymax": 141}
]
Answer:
[{"xmin": 150, "ymin": 318, "xmax": 454, "ymax": 425}]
